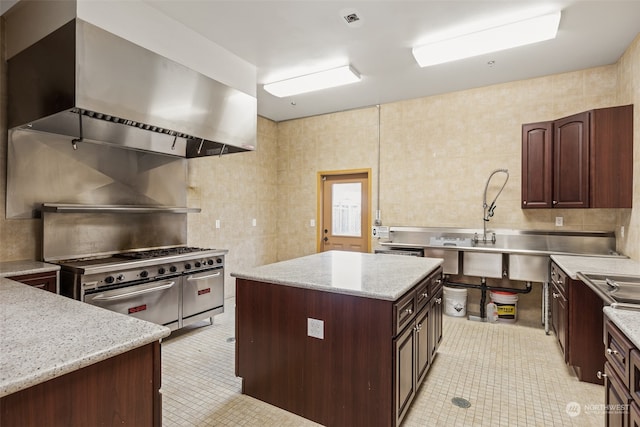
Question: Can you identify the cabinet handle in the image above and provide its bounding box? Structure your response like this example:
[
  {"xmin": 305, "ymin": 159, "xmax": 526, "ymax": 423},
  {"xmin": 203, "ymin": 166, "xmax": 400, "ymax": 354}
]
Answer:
[
  {"xmin": 436, "ymin": 298, "xmax": 442, "ymax": 304},
  {"xmin": 422, "ymin": 292, "xmax": 429, "ymax": 298},
  {"xmin": 597, "ymin": 371, "xmax": 607, "ymax": 380},
  {"xmin": 606, "ymin": 348, "xmax": 619, "ymax": 356},
  {"xmin": 523, "ymin": 200, "xmax": 527, "ymax": 205},
  {"xmin": 553, "ymin": 200, "xmax": 558, "ymax": 205},
  {"xmin": 436, "ymin": 279, "xmax": 442, "ymax": 286},
  {"xmin": 552, "ymin": 292, "xmax": 559, "ymax": 299},
  {"xmin": 414, "ymin": 324, "xmax": 422, "ymax": 332},
  {"xmin": 405, "ymin": 308, "xmax": 413, "ymax": 315}
]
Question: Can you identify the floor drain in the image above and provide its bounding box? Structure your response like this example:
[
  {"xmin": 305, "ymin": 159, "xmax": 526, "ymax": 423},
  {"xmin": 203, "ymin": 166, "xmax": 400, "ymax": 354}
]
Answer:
[
  {"xmin": 226, "ymin": 337, "xmax": 236, "ymax": 343},
  {"xmin": 451, "ymin": 397, "xmax": 471, "ymax": 408}
]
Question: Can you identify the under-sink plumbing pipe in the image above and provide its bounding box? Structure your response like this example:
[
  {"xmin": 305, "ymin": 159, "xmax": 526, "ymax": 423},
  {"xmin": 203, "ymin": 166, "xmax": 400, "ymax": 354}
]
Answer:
[{"xmin": 444, "ymin": 277, "xmax": 532, "ymax": 320}]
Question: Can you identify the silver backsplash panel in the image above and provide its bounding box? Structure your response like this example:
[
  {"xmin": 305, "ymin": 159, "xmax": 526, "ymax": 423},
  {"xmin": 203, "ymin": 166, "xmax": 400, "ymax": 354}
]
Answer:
[
  {"xmin": 7, "ymin": 128, "xmax": 188, "ymax": 218},
  {"xmin": 42, "ymin": 211, "xmax": 187, "ymax": 262}
]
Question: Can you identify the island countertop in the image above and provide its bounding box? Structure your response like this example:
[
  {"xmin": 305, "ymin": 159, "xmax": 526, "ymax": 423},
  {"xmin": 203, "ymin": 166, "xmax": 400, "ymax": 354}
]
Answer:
[
  {"xmin": 0, "ymin": 260, "xmax": 61, "ymax": 277},
  {"xmin": 0, "ymin": 278, "xmax": 171, "ymax": 398},
  {"xmin": 231, "ymin": 250, "xmax": 443, "ymax": 301}
]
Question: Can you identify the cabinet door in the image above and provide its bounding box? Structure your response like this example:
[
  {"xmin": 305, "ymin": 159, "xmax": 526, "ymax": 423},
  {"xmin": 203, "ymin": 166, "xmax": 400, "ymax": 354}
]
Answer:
[
  {"xmin": 553, "ymin": 111, "xmax": 590, "ymax": 208},
  {"xmin": 415, "ymin": 305, "xmax": 430, "ymax": 386},
  {"xmin": 429, "ymin": 289, "xmax": 443, "ymax": 362},
  {"xmin": 522, "ymin": 122, "xmax": 553, "ymax": 208},
  {"xmin": 551, "ymin": 282, "xmax": 568, "ymax": 363},
  {"xmin": 394, "ymin": 323, "xmax": 415, "ymax": 426},
  {"xmin": 605, "ymin": 362, "xmax": 632, "ymax": 427}
]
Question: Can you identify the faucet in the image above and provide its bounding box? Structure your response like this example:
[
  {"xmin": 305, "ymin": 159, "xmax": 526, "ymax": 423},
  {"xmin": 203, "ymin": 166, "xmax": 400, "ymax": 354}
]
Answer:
[{"xmin": 475, "ymin": 168, "xmax": 509, "ymax": 244}]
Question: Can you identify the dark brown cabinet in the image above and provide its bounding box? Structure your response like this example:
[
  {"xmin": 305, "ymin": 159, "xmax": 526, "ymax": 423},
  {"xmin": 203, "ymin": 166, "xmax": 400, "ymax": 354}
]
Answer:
[
  {"xmin": 236, "ymin": 266, "xmax": 443, "ymax": 427},
  {"xmin": 603, "ymin": 318, "xmax": 637, "ymax": 427},
  {"xmin": 550, "ymin": 261, "xmax": 605, "ymax": 384},
  {"xmin": 8, "ymin": 271, "xmax": 58, "ymax": 293},
  {"xmin": 0, "ymin": 342, "xmax": 162, "ymax": 427},
  {"xmin": 522, "ymin": 104, "xmax": 633, "ymax": 209},
  {"xmin": 550, "ymin": 262, "xmax": 569, "ymax": 361}
]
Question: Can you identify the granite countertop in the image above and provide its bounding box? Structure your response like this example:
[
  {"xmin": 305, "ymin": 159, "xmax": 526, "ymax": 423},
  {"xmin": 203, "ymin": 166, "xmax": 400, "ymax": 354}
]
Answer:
[
  {"xmin": 231, "ymin": 250, "xmax": 443, "ymax": 301},
  {"xmin": 604, "ymin": 307, "xmax": 640, "ymax": 349},
  {"xmin": 550, "ymin": 255, "xmax": 640, "ymax": 280},
  {"xmin": 0, "ymin": 278, "xmax": 171, "ymax": 397},
  {"xmin": 0, "ymin": 260, "xmax": 61, "ymax": 278}
]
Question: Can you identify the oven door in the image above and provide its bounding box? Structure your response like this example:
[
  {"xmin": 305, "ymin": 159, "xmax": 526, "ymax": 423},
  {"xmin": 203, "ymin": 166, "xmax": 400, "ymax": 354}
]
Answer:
[
  {"xmin": 84, "ymin": 279, "xmax": 180, "ymax": 329},
  {"xmin": 182, "ymin": 267, "xmax": 224, "ymax": 326}
]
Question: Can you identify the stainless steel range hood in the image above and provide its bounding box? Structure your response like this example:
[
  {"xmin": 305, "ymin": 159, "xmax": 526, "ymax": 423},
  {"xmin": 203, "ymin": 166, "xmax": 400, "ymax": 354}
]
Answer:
[{"xmin": 7, "ymin": 18, "xmax": 257, "ymax": 158}]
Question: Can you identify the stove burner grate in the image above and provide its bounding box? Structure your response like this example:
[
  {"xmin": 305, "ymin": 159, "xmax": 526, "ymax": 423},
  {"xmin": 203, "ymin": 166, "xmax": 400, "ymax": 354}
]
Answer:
[{"xmin": 116, "ymin": 247, "xmax": 210, "ymax": 259}]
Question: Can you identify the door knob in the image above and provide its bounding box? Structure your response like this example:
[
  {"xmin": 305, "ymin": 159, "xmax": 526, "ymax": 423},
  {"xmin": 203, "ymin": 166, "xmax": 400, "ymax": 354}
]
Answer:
[
  {"xmin": 324, "ymin": 229, "xmax": 328, "ymax": 234},
  {"xmin": 323, "ymin": 237, "xmax": 328, "ymax": 242}
]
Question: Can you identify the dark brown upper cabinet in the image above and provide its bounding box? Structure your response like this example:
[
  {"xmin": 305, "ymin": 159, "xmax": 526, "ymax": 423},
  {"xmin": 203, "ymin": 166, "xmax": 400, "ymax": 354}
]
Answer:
[{"xmin": 522, "ymin": 104, "xmax": 633, "ymax": 209}]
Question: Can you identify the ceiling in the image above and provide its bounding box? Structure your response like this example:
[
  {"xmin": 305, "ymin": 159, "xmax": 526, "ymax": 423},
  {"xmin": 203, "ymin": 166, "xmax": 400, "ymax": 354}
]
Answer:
[
  {"xmin": 143, "ymin": 0, "xmax": 640, "ymax": 122},
  {"xmin": 3, "ymin": 1, "xmax": 640, "ymax": 123}
]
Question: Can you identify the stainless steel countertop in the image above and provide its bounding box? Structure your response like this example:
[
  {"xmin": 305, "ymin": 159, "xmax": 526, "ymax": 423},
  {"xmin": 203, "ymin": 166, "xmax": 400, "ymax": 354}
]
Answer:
[{"xmin": 379, "ymin": 226, "xmax": 620, "ymax": 257}]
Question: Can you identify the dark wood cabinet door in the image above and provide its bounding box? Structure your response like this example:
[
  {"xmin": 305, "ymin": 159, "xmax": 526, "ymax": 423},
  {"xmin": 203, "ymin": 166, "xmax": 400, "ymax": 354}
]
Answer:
[
  {"xmin": 553, "ymin": 111, "xmax": 590, "ymax": 208},
  {"xmin": 415, "ymin": 305, "xmax": 430, "ymax": 386},
  {"xmin": 521, "ymin": 122, "xmax": 553, "ymax": 208},
  {"xmin": 590, "ymin": 105, "xmax": 634, "ymax": 208},
  {"xmin": 551, "ymin": 281, "xmax": 568, "ymax": 362},
  {"xmin": 605, "ymin": 362, "xmax": 632, "ymax": 427},
  {"xmin": 429, "ymin": 288, "xmax": 443, "ymax": 362},
  {"xmin": 394, "ymin": 322, "xmax": 415, "ymax": 426},
  {"xmin": 631, "ymin": 401, "xmax": 640, "ymax": 427}
]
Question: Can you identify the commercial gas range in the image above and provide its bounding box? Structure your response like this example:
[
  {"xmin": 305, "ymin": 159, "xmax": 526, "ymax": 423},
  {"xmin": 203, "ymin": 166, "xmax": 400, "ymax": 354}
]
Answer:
[{"xmin": 58, "ymin": 246, "xmax": 228, "ymax": 330}]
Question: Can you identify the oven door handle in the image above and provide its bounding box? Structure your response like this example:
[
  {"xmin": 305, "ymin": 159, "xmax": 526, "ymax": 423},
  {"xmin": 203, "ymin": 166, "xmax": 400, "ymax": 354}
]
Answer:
[
  {"xmin": 187, "ymin": 271, "xmax": 222, "ymax": 281},
  {"xmin": 90, "ymin": 281, "xmax": 176, "ymax": 301}
]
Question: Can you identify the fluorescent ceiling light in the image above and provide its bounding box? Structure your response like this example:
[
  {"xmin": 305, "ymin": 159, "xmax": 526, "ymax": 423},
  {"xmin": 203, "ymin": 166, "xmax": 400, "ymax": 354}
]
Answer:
[
  {"xmin": 264, "ymin": 65, "xmax": 361, "ymax": 97},
  {"xmin": 412, "ymin": 11, "xmax": 561, "ymax": 67}
]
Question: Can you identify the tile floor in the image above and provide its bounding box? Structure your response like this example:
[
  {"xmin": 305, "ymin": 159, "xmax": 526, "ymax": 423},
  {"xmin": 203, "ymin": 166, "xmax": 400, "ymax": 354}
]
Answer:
[{"xmin": 162, "ymin": 298, "xmax": 604, "ymax": 426}]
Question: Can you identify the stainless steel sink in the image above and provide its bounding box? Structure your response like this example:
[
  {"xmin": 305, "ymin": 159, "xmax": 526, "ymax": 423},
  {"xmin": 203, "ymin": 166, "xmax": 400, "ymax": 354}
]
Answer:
[{"xmin": 578, "ymin": 273, "xmax": 640, "ymax": 304}]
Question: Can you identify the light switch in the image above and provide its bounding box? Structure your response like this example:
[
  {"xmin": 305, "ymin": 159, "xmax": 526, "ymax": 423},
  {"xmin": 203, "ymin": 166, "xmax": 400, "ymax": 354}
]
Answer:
[
  {"xmin": 555, "ymin": 217, "xmax": 563, "ymax": 227},
  {"xmin": 307, "ymin": 318, "xmax": 324, "ymax": 339},
  {"xmin": 215, "ymin": 219, "xmax": 221, "ymax": 229},
  {"xmin": 310, "ymin": 219, "xmax": 316, "ymax": 227},
  {"xmin": 252, "ymin": 218, "xmax": 257, "ymax": 227}
]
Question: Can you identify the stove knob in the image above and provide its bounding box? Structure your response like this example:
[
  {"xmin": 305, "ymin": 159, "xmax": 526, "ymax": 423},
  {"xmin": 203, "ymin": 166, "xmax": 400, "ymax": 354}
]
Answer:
[
  {"xmin": 207, "ymin": 259, "xmax": 214, "ymax": 265},
  {"xmin": 185, "ymin": 263, "xmax": 192, "ymax": 270},
  {"xmin": 158, "ymin": 267, "xmax": 166, "ymax": 275},
  {"xmin": 216, "ymin": 258, "xmax": 223, "ymax": 264},
  {"xmin": 116, "ymin": 274, "xmax": 125, "ymax": 281},
  {"xmin": 105, "ymin": 276, "xmax": 115, "ymax": 284},
  {"xmin": 195, "ymin": 261, "xmax": 202, "ymax": 268},
  {"xmin": 140, "ymin": 270, "xmax": 149, "ymax": 278},
  {"xmin": 169, "ymin": 266, "xmax": 177, "ymax": 273}
]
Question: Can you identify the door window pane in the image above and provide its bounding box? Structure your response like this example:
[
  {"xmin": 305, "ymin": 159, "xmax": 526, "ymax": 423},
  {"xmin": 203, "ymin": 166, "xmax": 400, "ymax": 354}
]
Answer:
[{"xmin": 332, "ymin": 183, "xmax": 361, "ymax": 237}]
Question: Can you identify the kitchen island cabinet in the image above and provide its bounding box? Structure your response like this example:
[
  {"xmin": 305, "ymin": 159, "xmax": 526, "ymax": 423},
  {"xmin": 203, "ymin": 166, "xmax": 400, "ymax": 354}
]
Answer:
[
  {"xmin": 0, "ymin": 278, "xmax": 170, "ymax": 427},
  {"xmin": 232, "ymin": 251, "xmax": 443, "ymax": 427}
]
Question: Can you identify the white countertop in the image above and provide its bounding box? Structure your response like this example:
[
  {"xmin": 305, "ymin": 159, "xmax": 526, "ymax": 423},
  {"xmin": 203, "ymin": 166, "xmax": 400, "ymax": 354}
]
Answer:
[
  {"xmin": 550, "ymin": 255, "xmax": 640, "ymax": 280},
  {"xmin": 0, "ymin": 260, "xmax": 60, "ymax": 278},
  {"xmin": 231, "ymin": 250, "xmax": 443, "ymax": 301},
  {"xmin": 0, "ymin": 278, "xmax": 170, "ymax": 397}
]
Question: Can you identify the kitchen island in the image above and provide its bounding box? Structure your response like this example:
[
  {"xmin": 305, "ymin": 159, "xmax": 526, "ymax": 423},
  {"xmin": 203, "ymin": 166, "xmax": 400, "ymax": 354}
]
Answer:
[
  {"xmin": 0, "ymin": 278, "xmax": 171, "ymax": 426},
  {"xmin": 232, "ymin": 250, "xmax": 443, "ymax": 427}
]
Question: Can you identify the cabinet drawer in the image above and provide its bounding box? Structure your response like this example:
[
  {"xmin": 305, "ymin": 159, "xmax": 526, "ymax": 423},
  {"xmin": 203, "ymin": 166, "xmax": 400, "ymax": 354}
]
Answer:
[
  {"xmin": 394, "ymin": 290, "xmax": 416, "ymax": 336},
  {"xmin": 550, "ymin": 263, "xmax": 567, "ymax": 295},
  {"xmin": 8, "ymin": 271, "xmax": 58, "ymax": 293},
  {"xmin": 429, "ymin": 269, "xmax": 443, "ymax": 297},
  {"xmin": 605, "ymin": 319, "xmax": 634, "ymax": 388},
  {"xmin": 415, "ymin": 277, "xmax": 430, "ymax": 310}
]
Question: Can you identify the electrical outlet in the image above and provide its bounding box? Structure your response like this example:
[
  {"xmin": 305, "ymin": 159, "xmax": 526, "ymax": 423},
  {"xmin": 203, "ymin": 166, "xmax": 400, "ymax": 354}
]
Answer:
[
  {"xmin": 621, "ymin": 226, "xmax": 625, "ymax": 238},
  {"xmin": 310, "ymin": 219, "xmax": 316, "ymax": 227},
  {"xmin": 252, "ymin": 218, "xmax": 257, "ymax": 227},
  {"xmin": 307, "ymin": 318, "xmax": 324, "ymax": 339},
  {"xmin": 555, "ymin": 217, "xmax": 563, "ymax": 227},
  {"xmin": 215, "ymin": 219, "xmax": 221, "ymax": 229}
]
